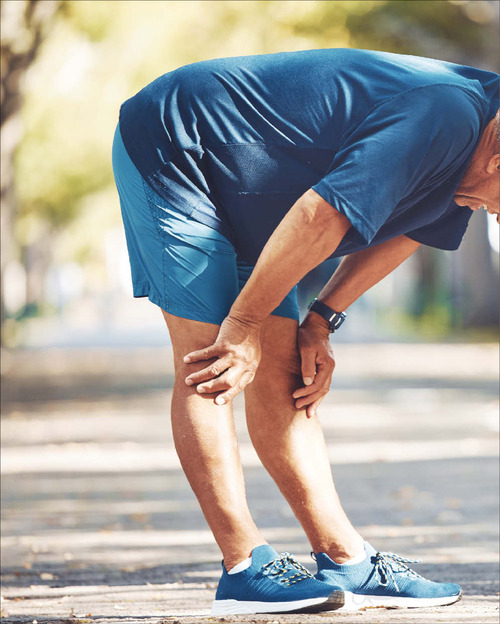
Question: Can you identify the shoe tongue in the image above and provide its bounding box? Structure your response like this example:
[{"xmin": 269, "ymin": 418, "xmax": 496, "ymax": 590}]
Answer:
[
  {"xmin": 363, "ymin": 542, "xmax": 377, "ymax": 558},
  {"xmin": 250, "ymin": 544, "xmax": 280, "ymax": 568}
]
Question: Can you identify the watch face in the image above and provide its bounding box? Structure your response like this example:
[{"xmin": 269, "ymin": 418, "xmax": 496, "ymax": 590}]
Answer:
[{"xmin": 330, "ymin": 312, "xmax": 346, "ymax": 332}]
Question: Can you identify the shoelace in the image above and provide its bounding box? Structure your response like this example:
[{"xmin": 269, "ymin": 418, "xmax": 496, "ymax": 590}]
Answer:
[
  {"xmin": 262, "ymin": 552, "xmax": 314, "ymax": 586},
  {"xmin": 373, "ymin": 551, "xmax": 422, "ymax": 593}
]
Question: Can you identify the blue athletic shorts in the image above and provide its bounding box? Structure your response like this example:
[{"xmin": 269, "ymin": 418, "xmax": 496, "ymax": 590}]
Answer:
[{"xmin": 112, "ymin": 124, "xmax": 299, "ymax": 325}]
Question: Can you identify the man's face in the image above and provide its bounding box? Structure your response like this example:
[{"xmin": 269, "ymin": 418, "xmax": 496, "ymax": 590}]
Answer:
[
  {"xmin": 454, "ymin": 112, "xmax": 499, "ymax": 224},
  {"xmin": 454, "ymin": 152, "xmax": 500, "ymax": 223}
]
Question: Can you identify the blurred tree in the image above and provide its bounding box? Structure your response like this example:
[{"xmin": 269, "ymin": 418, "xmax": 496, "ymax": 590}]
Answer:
[
  {"xmin": 1, "ymin": 0, "xmax": 61, "ymax": 324},
  {"xmin": 2, "ymin": 0, "xmax": 498, "ymax": 339},
  {"xmin": 450, "ymin": 210, "xmax": 499, "ymax": 327}
]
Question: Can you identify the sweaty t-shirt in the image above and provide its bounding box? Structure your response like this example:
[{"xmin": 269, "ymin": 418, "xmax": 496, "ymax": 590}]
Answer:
[{"xmin": 119, "ymin": 48, "xmax": 499, "ymax": 263}]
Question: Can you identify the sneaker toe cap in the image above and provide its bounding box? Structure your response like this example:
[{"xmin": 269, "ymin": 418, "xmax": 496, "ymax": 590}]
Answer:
[
  {"xmin": 311, "ymin": 579, "xmax": 344, "ymax": 597},
  {"xmin": 437, "ymin": 582, "xmax": 462, "ymax": 598}
]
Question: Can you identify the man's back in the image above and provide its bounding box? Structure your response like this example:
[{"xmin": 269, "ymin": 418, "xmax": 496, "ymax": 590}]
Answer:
[
  {"xmin": 119, "ymin": 48, "xmax": 499, "ymax": 262},
  {"xmin": 121, "ymin": 48, "xmax": 497, "ymax": 153}
]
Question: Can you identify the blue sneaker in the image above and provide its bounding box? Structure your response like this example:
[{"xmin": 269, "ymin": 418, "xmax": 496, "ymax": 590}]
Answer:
[
  {"xmin": 211, "ymin": 544, "xmax": 344, "ymax": 615},
  {"xmin": 314, "ymin": 542, "xmax": 462, "ymax": 610}
]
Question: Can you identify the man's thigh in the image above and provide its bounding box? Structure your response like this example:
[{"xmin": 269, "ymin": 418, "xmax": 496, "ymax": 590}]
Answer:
[
  {"xmin": 163, "ymin": 311, "xmax": 220, "ymax": 370},
  {"xmin": 165, "ymin": 311, "xmax": 302, "ymax": 410}
]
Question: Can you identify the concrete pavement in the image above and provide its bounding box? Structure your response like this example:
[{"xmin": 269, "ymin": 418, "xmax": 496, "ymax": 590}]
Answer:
[{"xmin": 1, "ymin": 342, "xmax": 499, "ymax": 623}]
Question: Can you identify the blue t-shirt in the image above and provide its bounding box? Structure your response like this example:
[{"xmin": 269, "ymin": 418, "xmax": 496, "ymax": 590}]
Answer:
[{"xmin": 119, "ymin": 48, "xmax": 499, "ymax": 263}]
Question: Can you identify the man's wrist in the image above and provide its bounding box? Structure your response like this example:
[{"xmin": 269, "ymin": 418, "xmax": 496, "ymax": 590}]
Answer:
[
  {"xmin": 307, "ymin": 298, "xmax": 347, "ymax": 333},
  {"xmin": 227, "ymin": 307, "xmax": 265, "ymax": 331},
  {"xmin": 301, "ymin": 311, "xmax": 331, "ymax": 334}
]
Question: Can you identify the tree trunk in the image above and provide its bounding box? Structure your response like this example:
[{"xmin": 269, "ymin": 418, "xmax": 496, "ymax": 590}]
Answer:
[
  {"xmin": 1, "ymin": 0, "xmax": 61, "ymax": 325},
  {"xmin": 451, "ymin": 210, "xmax": 500, "ymax": 328}
]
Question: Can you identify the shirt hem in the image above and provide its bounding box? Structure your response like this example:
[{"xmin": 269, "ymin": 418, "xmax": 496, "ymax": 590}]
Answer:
[{"xmin": 405, "ymin": 232, "xmax": 462, "ymax": 251}]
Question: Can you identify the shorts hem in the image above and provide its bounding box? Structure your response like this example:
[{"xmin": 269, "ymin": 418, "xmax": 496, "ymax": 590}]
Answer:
[
  {"xmin": 133, "ymin": 285, "xmax": 225, "ymax": 325},
  {"xmin": 132, "ymin": 281, "xmax": 151, "ymax": 297},
  {"xmin": 133, "ymin": 283, "xmax": 297, "ymax": 323}
]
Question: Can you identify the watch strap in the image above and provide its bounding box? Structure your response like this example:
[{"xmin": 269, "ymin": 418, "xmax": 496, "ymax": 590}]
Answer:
[{"xmin": 307, "ymin": 298, "xmax": 346, "ymax": 333}]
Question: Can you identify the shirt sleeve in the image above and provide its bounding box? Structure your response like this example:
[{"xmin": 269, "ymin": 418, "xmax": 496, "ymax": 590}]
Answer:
[
  {"xmin": 311, "ymin": 84, "xmax": 482, "ymax": 244},
  {"xmin": 406, "ymin": 201, "xmax": 473, "ymax": 250}
]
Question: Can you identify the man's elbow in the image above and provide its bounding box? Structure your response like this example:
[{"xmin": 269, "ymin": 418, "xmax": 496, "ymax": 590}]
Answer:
[{"xmin": 297, "ymin": 189, "xmax": 351, "ymax": 231}]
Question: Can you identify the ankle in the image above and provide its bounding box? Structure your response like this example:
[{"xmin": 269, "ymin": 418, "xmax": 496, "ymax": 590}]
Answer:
[
  {"xmin": 330, "ymin": 546, "xmax": 366, "ymax": 565},
  {"xmin": 319, "ymin": 537, "xmax": 365, "ymax": 563},
  {"xmin": 221, "ymin": 538, "xmax": 268, "ymax": 572}
]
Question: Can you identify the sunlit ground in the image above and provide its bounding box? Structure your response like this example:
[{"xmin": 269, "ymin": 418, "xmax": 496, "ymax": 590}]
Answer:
[{"xmin": 1, "ymin": 338, "xmax": 498, "ymax": 622}]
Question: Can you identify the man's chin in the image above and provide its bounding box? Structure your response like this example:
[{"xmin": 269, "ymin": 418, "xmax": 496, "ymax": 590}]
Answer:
[
  {"xmin": 454, "ymin": 196, "xmax": 482, "ymax": 210},
  {"xmin": 453, "ymin": 195, "xmax": 471, "ymax": 208}
]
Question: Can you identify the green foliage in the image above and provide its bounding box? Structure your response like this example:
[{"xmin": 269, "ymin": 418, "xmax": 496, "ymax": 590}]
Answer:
[
  {"xmin": 346, "ymin": 1, "xmax": 486, "ymax": 58},
  {"xmin": 16, "ymin": 0, "xmax": 496, "ymax": 241},
  {"xmin": 59, "ymin": 0, "xmax": 116, "ymax": 42},
  {"xmin": 388, "ymin": 304, "xmax": 454, "ymax": 340},
  {"xmin": 7, "ymin": 0, "xmax": 498, "ymax": 324}
]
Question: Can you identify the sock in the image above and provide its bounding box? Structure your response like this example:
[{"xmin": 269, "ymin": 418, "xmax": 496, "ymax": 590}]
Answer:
[
  {"xmin": 335, "ymin": 549, "xmax": 367, "ymax": 566},
  {"xmin": 227, "ymin": 556, "xmax": 252, "ymax": 574}
]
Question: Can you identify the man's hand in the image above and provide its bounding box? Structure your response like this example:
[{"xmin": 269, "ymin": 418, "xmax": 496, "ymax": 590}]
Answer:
[
  {"xmin": 183, "ymin": 315, "xmax": 262, "ymax": 405},
  {"xmin": 293, "ymin": 314, "xmax": 336, "ymax": 418},
  {"xmin": 290, "ymin": 235, "xmax": 421, "ymax": 418}
]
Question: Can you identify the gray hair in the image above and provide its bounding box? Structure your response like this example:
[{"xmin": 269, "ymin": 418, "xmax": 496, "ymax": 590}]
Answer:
[{"xmin": 496, "ymin": 108, "xmax": 500, "ymax": 147}]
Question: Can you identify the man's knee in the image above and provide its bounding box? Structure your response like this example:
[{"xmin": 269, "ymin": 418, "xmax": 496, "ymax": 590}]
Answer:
[
  {"xmin": 258, "ymin": 316, "xmax": 302, "ymax": 374},
  {"xmin": 250, "ymin": 316, "xmax": 303, "ymax": 403},
  {"xmin": 257, "ymin": 345, "xmax": 302, "ymax": 380}
]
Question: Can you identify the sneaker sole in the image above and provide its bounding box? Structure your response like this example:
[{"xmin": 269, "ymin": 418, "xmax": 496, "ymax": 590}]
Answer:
[
  {"xmin": 211, "ymin": 589, "xmax": 345, "ymax": 615},
  {"xmin": 340, "ymin": 590, "xmax": 462, "ymax": 610}
]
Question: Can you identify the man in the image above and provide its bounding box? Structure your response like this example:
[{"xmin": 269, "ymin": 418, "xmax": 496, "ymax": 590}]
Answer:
[{"xmin": 112, "ymin": 48, "xmax": 499, "ymax": 615}]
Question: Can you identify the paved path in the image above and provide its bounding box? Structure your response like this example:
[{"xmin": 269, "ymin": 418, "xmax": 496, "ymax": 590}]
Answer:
[{"xmin": 1, "ymin": 343, "xmax": 499, "ymax": 623}]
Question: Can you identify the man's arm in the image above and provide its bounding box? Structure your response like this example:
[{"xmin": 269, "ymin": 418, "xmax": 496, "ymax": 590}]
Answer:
[
  {"xmin": 183, "ymin": 190, "xmax": 419, "ymax": 407},
  {"xmin": 293, "ymin": 235, "xmax": 421, "ymax": 416},
  {"xmin": 309, "ymin": 234, "xmax": 421, "ymax": 324},
  {"xmin": 183, "ymin": 188, "xmax": 350, "ymax": 402},
  {"xmin": 228, "ymin": 188, "xmax": 352, "ymax": 324}
]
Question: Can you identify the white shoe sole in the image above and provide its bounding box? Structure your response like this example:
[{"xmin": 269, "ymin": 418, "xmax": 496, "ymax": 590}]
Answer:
[
  {"xmin": 211, "ymin": 589, "xmax": 344, "ymax": 615},
  {"xmin": 339, "ymin": 590, "xmax": 462, "ymax": 610}
]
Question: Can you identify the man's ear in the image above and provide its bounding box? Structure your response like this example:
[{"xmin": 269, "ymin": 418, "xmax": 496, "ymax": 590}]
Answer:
[{"xmin": 486, "ymin": 153, "xmax": 500, "ymax": 173}]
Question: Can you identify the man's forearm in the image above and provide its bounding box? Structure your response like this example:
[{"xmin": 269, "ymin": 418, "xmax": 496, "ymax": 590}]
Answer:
[
  {"xmin": 306, "ymin": 235, "xmax": 421, "ymax": 328},
  {"xmin": 229, "ymin": 189, "xmax": 352, "ymax": 325}
]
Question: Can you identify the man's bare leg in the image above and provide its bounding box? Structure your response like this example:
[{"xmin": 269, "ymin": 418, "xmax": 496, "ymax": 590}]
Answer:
[
  {"xmin": 162, "ymin": 310, "xmax": 266, "ymax": 570},
  {"xmin": 244, "ymin": 314, "xmax": 364, "ymax": 562}
]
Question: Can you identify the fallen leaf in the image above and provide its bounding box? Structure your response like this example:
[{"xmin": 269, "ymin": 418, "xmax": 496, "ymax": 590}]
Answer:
[
  {"xmin": 445, "ymin": 497, "xmax": 463, "ymax": 509},
  {"xmin": 40, "ymin": 573, "xmax": 56, "ymax": 580}
]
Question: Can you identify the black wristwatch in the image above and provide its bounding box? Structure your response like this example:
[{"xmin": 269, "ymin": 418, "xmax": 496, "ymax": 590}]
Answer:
[{"xmin": 307, "ymin": 298, "xmax": 347, "ymax": 333}]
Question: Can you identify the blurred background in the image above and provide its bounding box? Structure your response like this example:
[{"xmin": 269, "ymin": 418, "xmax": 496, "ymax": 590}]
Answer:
[
  {"xmin": 1, "ymin": 3, "xmax": 499, "ymax": 620},
  {"xmin": 1, "ymin": 0, "xmax": 499, "ymax": 350}
]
